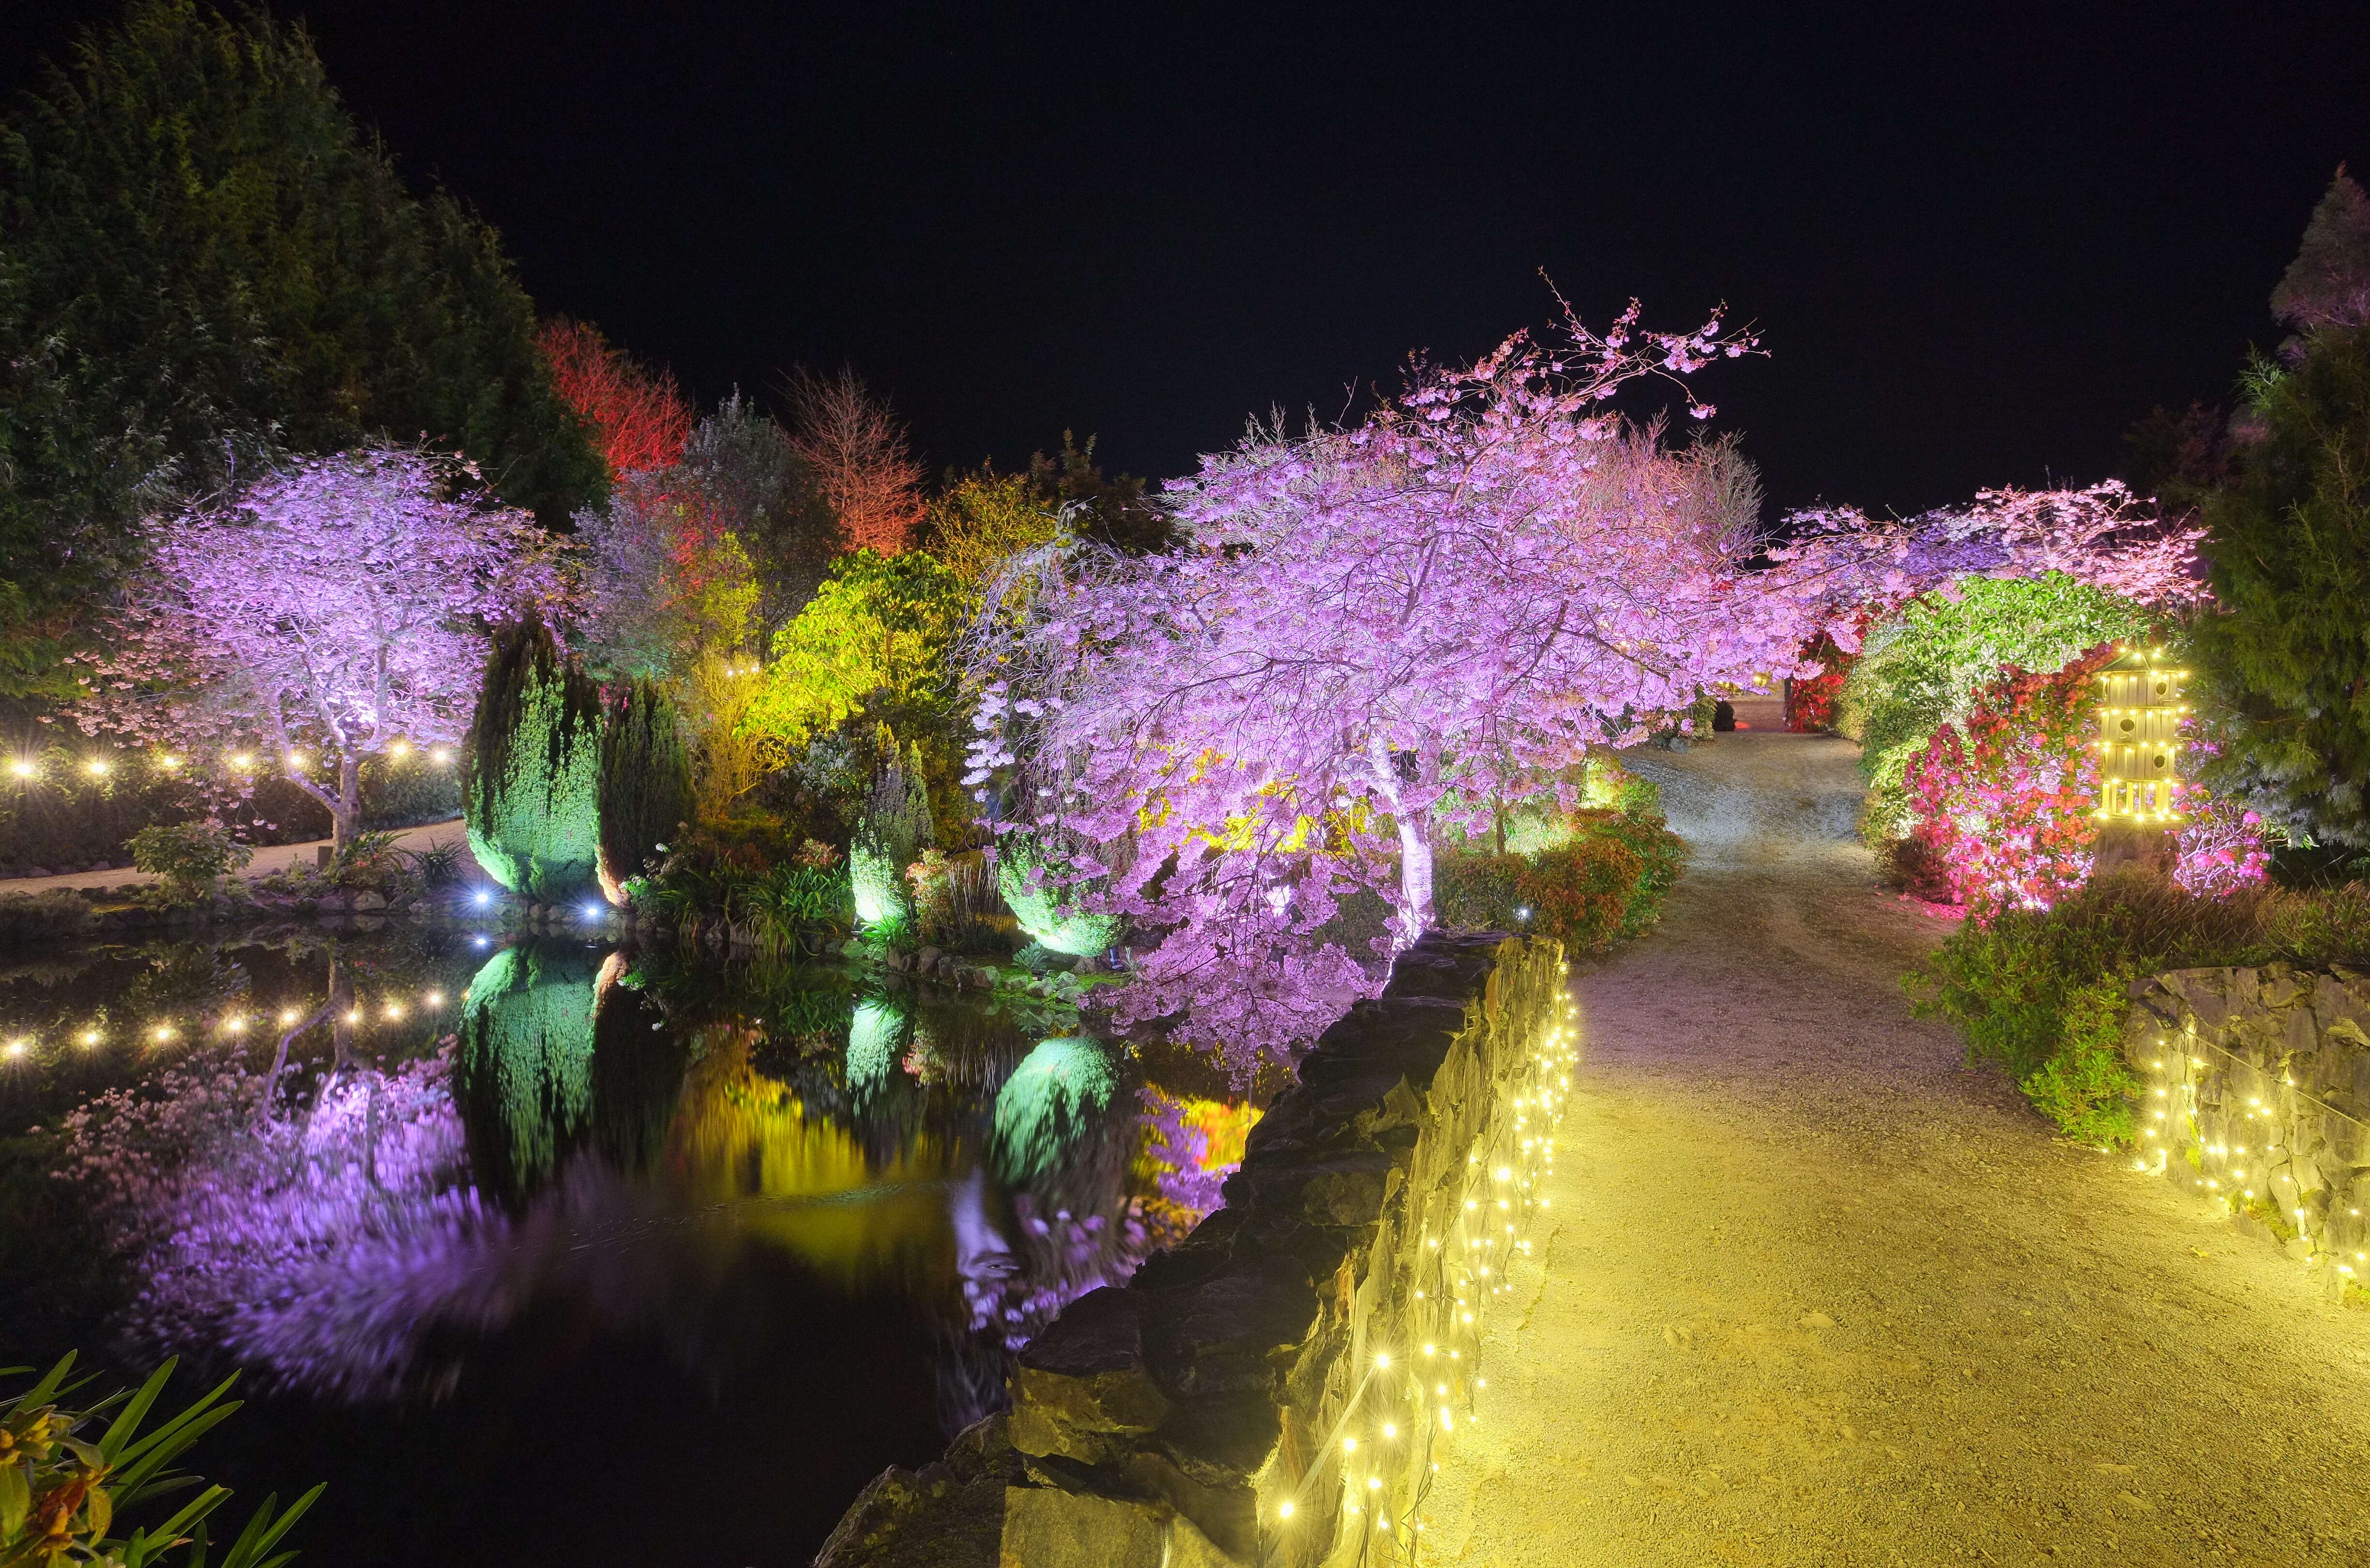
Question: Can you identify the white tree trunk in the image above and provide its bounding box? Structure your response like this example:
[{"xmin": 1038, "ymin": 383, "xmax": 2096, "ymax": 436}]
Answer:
[{"xmin": 1396, "ymin": 812, "xmax": 1434, "ymax": 948}]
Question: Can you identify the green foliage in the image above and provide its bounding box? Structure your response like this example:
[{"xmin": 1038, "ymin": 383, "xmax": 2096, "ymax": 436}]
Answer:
[
  {"xmin": 921, "ymin": 469, "xmax": 1061, "ymax": 586},
  {"xmin": 1907, "ymin": 876, "xmax": 2370, "ymax": 1145},
  {"xmin": 126, "ymin": 821, "xmax": 249, "ymax": 892},
  {"xmin": 1434, "ymin": 810, "xmax": 1687, "ymax": 955},
  {"xmin": 1, "ymin": 1352, "xmax": 321, "ymax": 1567},
  {"xmin": 0, "ymin": 0, "xmax": 601, "ymax": 694},
  {"xmin": 2268, "ymin": 168, "xmax": 2370, "ymax": 331},
  {"xmin": 455, "ymin": 943, "xmax": 598, "ymax": 1203},
  {"xmin": 996, "ymin": 834, "xmax": 1121, "ymax": 957},
  {"xmin": 745, "ymin": 551, "xmax": 969, "ymax": 748},
  {"xmin": 598, "ymin": 681, "xmax": 695, "ymax": 897},
  {"xmin": 2191, "ymin": 324, "xmax": 2370, "ymax": 850},
  {"xmin": 464, "ymin": 623, "xmax": 602, "ymax": 900},
  {"xmin": 1834, "ymin": 575, "xmax": 2152, "ymax": 841},
  {"xmin": 851, "ymin": 741, "xmax": 932, "ymax": 930}
]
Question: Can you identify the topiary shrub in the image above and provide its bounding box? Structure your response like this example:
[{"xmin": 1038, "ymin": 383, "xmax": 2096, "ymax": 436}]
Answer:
[
  {"xmin": 996, "ymin": 831, "xmax": 1121, "ymax": 957},
  {"xmin": 597, "ymin": 679, "xmax": 695, "ymax": 905},
  {"xmin": 464, "ymin": 622, "xmax": 602, "ymax": 900},
  {"xmin": 851, "ymin": 740, "xmax": 932, "ymax": 932}
]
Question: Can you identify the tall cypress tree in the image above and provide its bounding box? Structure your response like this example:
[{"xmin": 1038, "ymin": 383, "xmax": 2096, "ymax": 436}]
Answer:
[
  {"xmin": 597, "ymin": 678, "xmax": 694, "ymax": 900},
  {"xmin": 0, "ymin": 0, "xmax": 603, "ymax": 696},
  {"xmin": 465, "ymin": 622, "xmax": 603, "ymax": 899},
  {"xmin": 2193, "ymin": 324, "xmax": 2370, "ymax": 850}
]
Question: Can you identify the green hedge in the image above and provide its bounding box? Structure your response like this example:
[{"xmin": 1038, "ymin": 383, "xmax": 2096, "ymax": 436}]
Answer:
[{"xmin": 1907, "ymin": 877, "xmax": 2370, "ymax": 1146}]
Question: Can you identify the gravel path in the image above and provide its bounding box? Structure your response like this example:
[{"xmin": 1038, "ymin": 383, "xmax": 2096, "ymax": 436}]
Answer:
[
  {"xmin": 0, "ymin": 817, "xmax": 473, "ymax": 893},
  {"xmin": 1423, "ymin": 730, "xmax": 2370, "ymax": 1567}
]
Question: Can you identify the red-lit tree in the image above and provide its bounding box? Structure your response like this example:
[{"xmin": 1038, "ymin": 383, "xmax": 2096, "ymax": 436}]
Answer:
[
  {"xmin": 73, "ymin": 448, "xmax": 562, "ymax": 850},
  {"xmin": 537, "ymin": 317, "xmax": 696, "ymax": 480},
  {"xmin": 788, "ymin": 365, "xmax": 926, "ymax": 555}
]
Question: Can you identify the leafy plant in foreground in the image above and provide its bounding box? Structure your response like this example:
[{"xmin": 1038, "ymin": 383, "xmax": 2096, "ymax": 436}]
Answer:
[{"xmin": 1, "ymin": 1354, "xmax": 319, "ymax": 1567}]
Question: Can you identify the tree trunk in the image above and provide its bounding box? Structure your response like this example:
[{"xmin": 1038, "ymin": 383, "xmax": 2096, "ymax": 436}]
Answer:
[
  {"xmin": 332, "ymin": 753, "xmax": 363, "ymax": 853},
  {"xmin": 1395, "ymin": 813, "xmax": 1434, "ymax": 948}
]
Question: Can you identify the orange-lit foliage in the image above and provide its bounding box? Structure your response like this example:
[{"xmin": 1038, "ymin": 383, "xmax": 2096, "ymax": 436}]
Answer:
[
  {"xmin": 538, "ymin": 317, "xmax": 696, "ymax": 480},
  {"xmin": 787, "ymin": 365, "xmax": 925, "ymax": 554}
]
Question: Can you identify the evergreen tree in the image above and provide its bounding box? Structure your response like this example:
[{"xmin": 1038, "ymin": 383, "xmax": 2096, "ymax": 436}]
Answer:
[
  {"xmin": 2270, "ymin": 167, "xmax": 2370, "ymax": 332},
  {"xmin": 597, "ymin": 678, "xmax": 695, "ymax": 901},
  {"xmin": 2193, "ymin": 322, "xmax": 2370, "ymax": 849},
  {"xmin": 0, "ymin": 0, "xmax": 603, "ymax": 695},
  {"xmin": 464, "ymin": 621, "xmax": 603, "ymax": 898}
]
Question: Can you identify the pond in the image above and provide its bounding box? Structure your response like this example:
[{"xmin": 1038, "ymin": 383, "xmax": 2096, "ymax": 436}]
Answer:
[{"xmin": 0, "ymin": 925, "xmax": 1253, "ymax": 1567}]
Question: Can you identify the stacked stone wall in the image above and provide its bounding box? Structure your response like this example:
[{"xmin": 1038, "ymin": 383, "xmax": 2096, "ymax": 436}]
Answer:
[
  {"xmin": 815, "ymin": 932, "xmax": 1574, "ymax": 1567},
  {"xmin": 2124, "ymin": 963, "xmax": 2370, "ymax": 1298}
]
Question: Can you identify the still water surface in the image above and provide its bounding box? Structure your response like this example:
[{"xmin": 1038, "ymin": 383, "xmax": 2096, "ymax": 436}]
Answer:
[{"xmin": 0, "ymin": 927, "xmax": 1247, "ymax": 1566}]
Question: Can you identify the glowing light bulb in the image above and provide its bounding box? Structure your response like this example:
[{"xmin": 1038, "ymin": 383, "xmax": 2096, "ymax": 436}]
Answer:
[
  {"xmin": 223, "ymin": 1015, "xmax": 246, "ymax": 1033},
  {"xmin": 4, "ymin": 1039, "xmax": 27, "ymax": 1059},
  {"xmin": 231, "ymin": 752, "xmax": 254, "ymax": 769},
  {"xmin": 1374, "ymin": 1351, "xmax": 1389, "ymax": 1367},
  {"xmin": 425, "ymin": 990, "xmax": 444, "ymax": 1007},
  {"xmin": 1276, "ymin": 1501, "xmax": 1294, "ymax": 1521},
  {"xmin": 8, "ymin": 759, "xmax": 32, "ymax": 778},
  {"xmin": 80, "ymin": 1029, "xmax": 101, "ymax": 1047},
  {"xmin": 383, "ymin": 1004, "xmax": 405, "ymax": 1021},
  {"xmin": 151, "ymin": 1025, "xmax": 174, "ymax": 1042},
  {"xmin": 1382, "ymin": 1422, "xmax": 1396, "ymax": 1438},
  {"xmin": 430, "ymin": 747, "xmax": 452, "ymax": 765},
  {"xmin": 278, "ymin": 1008, "xmax": 300, "ymax": 1025},
  {"xmin": 390, "ymin": 740, "xmax": 410, "ymax": 759},
  {"xmin": 86, "ymin": 759, "xmax": 110, "ymax": 777}
]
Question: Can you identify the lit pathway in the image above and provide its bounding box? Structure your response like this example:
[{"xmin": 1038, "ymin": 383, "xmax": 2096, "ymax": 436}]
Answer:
[
  {"xmin": 1423, "ymin": 719, "xmax": 2370, "ymax": 1566},
  {"xmin": 0, "ymin": 817, "xmax": 473, "ymax": 893}
]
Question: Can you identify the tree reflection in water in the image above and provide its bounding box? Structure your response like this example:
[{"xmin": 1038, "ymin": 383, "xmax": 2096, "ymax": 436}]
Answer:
[{"xmin": 61, "ymin": 940, "xmax": 1255, "ymax": 1436}]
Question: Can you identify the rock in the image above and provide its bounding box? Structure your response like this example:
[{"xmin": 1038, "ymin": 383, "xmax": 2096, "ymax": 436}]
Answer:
[
  {"xmin": 352, "ymin": 891, "xmax": 388, "ymax": 912},
  {"xmin": 1799, "ymin": 1311, "xmax": 1836, "ymax": 1329},
  {"xmin": 917, "ymin": 946, "xmax": 942, "ymax": 973},
  {"xmin": 1010, "ymin": 1289, "xmax": 1170, "ymax": 1462}
]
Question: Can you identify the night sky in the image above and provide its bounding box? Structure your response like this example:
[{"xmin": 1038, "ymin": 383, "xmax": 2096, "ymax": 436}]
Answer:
[{"xmin": 7, "ymin": 1, "xmax": 2366, "ymax": 516}]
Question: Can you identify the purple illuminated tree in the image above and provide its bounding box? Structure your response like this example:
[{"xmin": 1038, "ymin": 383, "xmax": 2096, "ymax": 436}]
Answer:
[
  {"xmin": 966, "ymin": 302, "xmax": 1857, "ymax": 1073},
  {"xmin": 73, "ymin": 447, "xmax": 564, "ymax": 850}
]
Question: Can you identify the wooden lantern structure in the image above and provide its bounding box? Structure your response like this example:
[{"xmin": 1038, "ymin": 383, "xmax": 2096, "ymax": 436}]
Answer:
[{"xmin": 2091, "ymin": 643, "xmax": 2187, "ymax": 875}]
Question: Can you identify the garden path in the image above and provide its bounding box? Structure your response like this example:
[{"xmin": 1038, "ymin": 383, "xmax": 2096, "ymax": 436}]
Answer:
[
  {"xmin": 0, "ymin": 817, "xmax": 473, "ymax": 893},
  {"xmin": 1421, "ymin": 726, "xmax": 2370, "ymax": 1566}
]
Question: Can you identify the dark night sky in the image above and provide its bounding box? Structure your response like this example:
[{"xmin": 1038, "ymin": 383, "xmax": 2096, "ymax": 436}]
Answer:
[{"xmin": 7, "ymin": 1, "xmax": 2366, "ymax": 516}]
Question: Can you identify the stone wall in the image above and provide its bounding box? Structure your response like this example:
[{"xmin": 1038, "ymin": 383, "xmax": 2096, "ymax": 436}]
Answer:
[
  {"xmin": 814, "ymin": 932, "xmax": 1575, "ymax": 1567},
  {"xmin": 2123, "ymin": 963, "xmax": 2370, "ymax": 1299}
]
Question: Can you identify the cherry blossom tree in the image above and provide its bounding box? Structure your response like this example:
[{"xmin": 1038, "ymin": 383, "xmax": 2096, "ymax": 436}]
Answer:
[
  {"xmin": 965, "ymin": 302, "xmax": 1848, "ymax": 1072},
  {"xmin": 74, "ymin": 447, "xmax": 563, "ymax": 850}
]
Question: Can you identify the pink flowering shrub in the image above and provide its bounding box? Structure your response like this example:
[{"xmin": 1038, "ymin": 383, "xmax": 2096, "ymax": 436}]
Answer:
[{"xmin": 1902, "ymin": 647, "xmax": 2267, "ymax": 916}]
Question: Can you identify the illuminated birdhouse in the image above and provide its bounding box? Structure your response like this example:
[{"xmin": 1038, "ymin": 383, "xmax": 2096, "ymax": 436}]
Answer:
[{"xmin": 2092, "ymin": 645, "xmax": 2188, "ymax": 825}]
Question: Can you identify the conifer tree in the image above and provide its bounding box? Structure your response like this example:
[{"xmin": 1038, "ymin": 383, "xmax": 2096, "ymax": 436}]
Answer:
[
  {"xmin": 2193, "ymin": 322, "xmax": 2370, "ymax": 849},
  {"xmin": 596, "ymin": 679, "xmax": 695, "ymax": 903},
  {"xmin": 464, "ymin": 622, "xmax": 603, "ymax": 898}
]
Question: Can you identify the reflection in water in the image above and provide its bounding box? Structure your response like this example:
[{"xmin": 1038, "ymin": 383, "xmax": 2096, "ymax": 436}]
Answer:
[{"xmin": 57, "ymin": 939, "xmax": 1251, "ymax": 1441}]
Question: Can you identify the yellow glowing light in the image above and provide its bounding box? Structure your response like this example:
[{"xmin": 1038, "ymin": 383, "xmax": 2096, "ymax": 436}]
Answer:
[
  {"xmin": 159, "ymin": 754, "xmax": 181, "ymax": 770},
  {"xmin": 425, "ymin": 990, "xmax": 445, "ymax": 1006},
  {"xmin": 1382, "ymin": 1422, "xmax": 1396, "ymax": 1438},
  {"xmin": 429, "ymin": 747, "xmax": 452, "ymax": 765},
  {"xmin": 80, "ymin": 1029, "xmax": 101, "ymax": 1047},
  {"xmin": 346, "ymin": 1009, "xmax": 363, "ymax": 1025},
  {"xmin": 86, "ymin": 759, "xmax": 110, "ymax": 777},
  {"xmin": 384, "ymin": 1004, "xmax": 405, "ymax": 1021},
  {"xmin": 223, "ymin": 1015, "xmax": 246, "ymax": 1033},
  {"xmin": 8, "ymin": 759, "xmax": 32, "ymax": 778},
  {"xmin": 151, "ymin": 1025, "xmax": 175, "ymax": 1042},
  {"xmin": 278, "ymin": 1008, "xmax": 300, "ymax": 1025},
  {"xmin": 4, "ymin": 1039, "xmax": 28, "ymax": 1059},
  {"xmin": 288, "ymin": 752, "xmax": 307, "ymax": 770},
  {"xmin": 231, "ymin": 752, "xmax": 255, "ymax": 769},
  {"xmin": 390, "ymin": 740, "xmax": 411, "ymax": 759},
  {"xmin": 1276, "ymin": 1501, "xmax": 1294, "ymax": 1521}
]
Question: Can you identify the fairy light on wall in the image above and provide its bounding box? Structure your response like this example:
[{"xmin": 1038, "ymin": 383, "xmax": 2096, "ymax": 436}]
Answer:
[
  {"xmin": 2092, "ymin": 644, "xmax": 2188, "ymax": 825},
  {"xmin": 1260, "ymin": 970, "xmax": 1582, "ymax": 1555},
  {"xmin": 2139, "ymin": 1019, "xmax": 2370, "ymax": 1289},
  {"xmin": 1, "ymin": 741, "xmax": 457, "ymax": 789}
]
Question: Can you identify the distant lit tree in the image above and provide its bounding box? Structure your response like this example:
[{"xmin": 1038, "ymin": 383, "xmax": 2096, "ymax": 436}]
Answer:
[
  {"xmin": 537, "ymin": 317, "xmax": 696, "ymax": 479},
  {"xmin": 787, "ymin": 366, "xmax": 926, "ymax": 555},
  {"xmin": 2270, "ymin": 167, "xmax": 2370, "ymax": 332},
  {"xmin": 74, "ymin": 447, "xmax": 560, "ymax": 851}
]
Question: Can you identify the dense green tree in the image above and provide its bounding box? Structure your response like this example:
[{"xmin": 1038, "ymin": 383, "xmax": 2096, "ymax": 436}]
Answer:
[
  {"xmin": 0, "ymin": 0, "xmax": 603, "ymax": 695},
  {"xmin": 2192, "ymin": 323, "xmax": 2370, "ymax": 850},
  {"xmin": 2270, "ymin": 167, "xmax": 2370, "ymax": 332},
  {"xmin": 465, "ymin": 621, "xmax": 603, "ymax": 899},
  {"xmin": 597, "ymin": 678, "xmax": 695, "ymax": 901}
]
